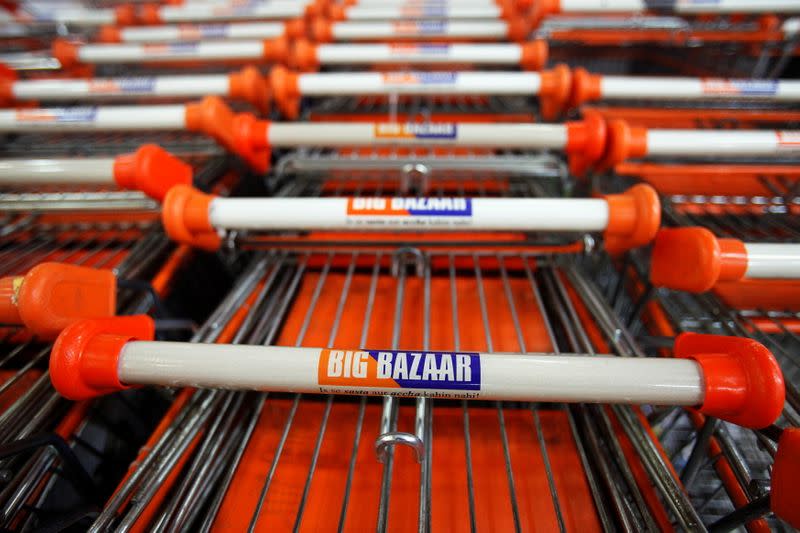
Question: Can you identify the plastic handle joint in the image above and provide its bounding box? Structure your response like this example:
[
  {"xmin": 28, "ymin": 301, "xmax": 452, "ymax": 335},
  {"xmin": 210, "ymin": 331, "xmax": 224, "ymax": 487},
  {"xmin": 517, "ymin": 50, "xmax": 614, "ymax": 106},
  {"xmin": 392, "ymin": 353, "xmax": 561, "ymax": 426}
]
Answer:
[
  {"xmin": 771, "ymin": 428, "xmax": 800, "ymax": 528},
  {"xmin": 0, "ymin": 263, "xmax": 116, "ymax": 340},
  {"xmin": 674, "ymin": 332, "xmax": 784, "ymax": 429},
  {"xmin": 50, "ymin": 315, "xmax": 156, "ymax": 401},
  {"xmin": 113, "ymin": 144, "xmax": 192, "ymax": 202}
]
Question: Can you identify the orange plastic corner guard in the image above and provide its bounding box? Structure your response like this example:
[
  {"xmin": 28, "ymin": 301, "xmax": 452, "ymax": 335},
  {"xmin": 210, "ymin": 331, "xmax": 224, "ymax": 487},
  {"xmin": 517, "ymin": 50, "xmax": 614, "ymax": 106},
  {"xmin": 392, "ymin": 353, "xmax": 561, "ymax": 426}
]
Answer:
[
  {"xmin": 565, "ymin": 111, "xmax": 607, "ymax": 176},
  {"xmin": 599, "ymin": 119, "xmax": 648, "ymax": 170},
  {"xmin": 569, "ymin": 67, "xmax": 602, "ymax": 109},
  {"xmin": 52, "ymin": 39, "xmax": 80, "ymax": 69},
  {"xmin": 674, "ymin": 333, "xmax": 785, "ymax": 429},
  {"xmin": 291, "ymin": 39, "xmax": 320, "ymax": 71},
  {"xmin": 651, "ymin": 227, "xmax": 748, "ymax": 293},
  {"xmin": 184, "ymin": 96, "xmax": 270, "ymax": 172},
  {"xmin": 113, "ymin": 144, "xmax": 193, "ymax": 202},
  {"xmin": 228, "ymin": 65, "xmax": 271, "ymax": 115},
  {"xmin": 538, "ymin": 64, "xmax": 571, "ymax": 121},
  {"xmin": 520, "ymin": 39, "xmax": 548, "ymax": 71},
  {"xmin": 50, "ymin": 315, "xmax": 155, "ymax": 401},
  {"xmin": 270, "ymin": 65, "xmax": 301, "ymax": 119},
  {"xmin": 771, "ymin": 428, "xmax": 800, "ymax": 528},
  {"xmin": 0, "ymin": 263, "xmax": 116, "ymax": 340},
  {"xmin": 161, "ymin": 184, "xmax": 222, "ymax": 251},
  {"xmin": 603, "ymin": 183, "xmax": 661, "ymax": 254}
]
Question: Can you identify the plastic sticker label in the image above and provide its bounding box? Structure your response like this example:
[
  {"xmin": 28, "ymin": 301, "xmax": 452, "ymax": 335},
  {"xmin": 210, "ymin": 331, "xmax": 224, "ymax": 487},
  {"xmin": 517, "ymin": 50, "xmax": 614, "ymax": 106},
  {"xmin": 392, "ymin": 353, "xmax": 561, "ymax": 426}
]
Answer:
[
  {"xmin": 318, "ymin": 349, "xmax": 481, "ymax": 398},
  {"xmin": 701, "ymin": 79, "xmax": 778, "ymax": 97},
  {"xmin": 389, "ymin": 44, "xmax": 450, "ymax": 56},
  {"xmin": 393, "ymin": 21, "xmax": 447, "ymax": 34},
  {"xmin": 143, "ymin": 43, "xmax": 199, "ymax": 55},
  {"xmin": 345, "ymin": 197, "xmax": 472, "ymax": 227},
  {"xmin": 179, "ymin": 24, "xmax": 229, "ymax": 40},
  {"xmin": 399, "ymin": 5, "xmax": 447, "ymax": 17},
  {"xmin": 89, "ymin": 78, "xmax": 156, "ymax": 94},
  {"xmin": 381, "ymin": 72, "xmax": 457, "ymax": 87},
  {"xmin": 374, "ymin": 122, "xmax": 457, "ymax": 139},
  {"xmin": 15, "ymin": 107, "xmax": 97, "ymax": 123}
]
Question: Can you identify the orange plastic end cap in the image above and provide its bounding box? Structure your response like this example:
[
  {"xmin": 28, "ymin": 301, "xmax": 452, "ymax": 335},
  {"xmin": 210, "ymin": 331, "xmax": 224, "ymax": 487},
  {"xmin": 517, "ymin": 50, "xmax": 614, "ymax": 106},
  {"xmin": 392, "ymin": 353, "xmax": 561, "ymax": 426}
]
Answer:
[
  {"xmin": 113, "ymin": 144, "xmax": 192, "ymax": 202},
  {"xmin": 0, "ymin": 77, "xmax": 14, "ymax": 107},
  {"xmin": 599, "ymin": 119, "xmax": 647, "ymax": 171},
  {"xmin": 16, "ymin": 263, "xmax": 116, "ymax": 340},
  {"xmin": 538, "ymin": 63, "xmax": 571, "ymax": 121},
  {"xmin": 270, "ymin": 65, "xmax": 300, "ymax": 120},
  {"xmin": 312, "ymin": 17, "xmax": 333, "ymax": 42},
  {"xmin": 506, "ymin": 17, "xmax": 531, "ymax": 42},
  {"xmin": 772, "ymin": 428, "xmax": 800, "ymax": 528},
  {"xmin": 263, "ymin": 35, "xmax": 290, "ymax": 64},
  {"xmin": 291, "ymin": 39, "xmax": 319, "ymax": 71},
  {"xmin": 569, "ymin": 67, "xmax": 601, "ymax": 109},
  {"xmin": 327, "ymin": 3, "xmax": 346, "ymax": 21},
  {"xmin": 565, "ymin": 111, "xmax": 607, "ymax": 176},
  {"xmin": 651, "ymin": 227, "xmax": 720, "ymax": 293},
  {"xmin": 162, "ymin": 185, "xmax": 222, "ymax": 251},
  {"xmin": 603, "ymin": 183, "xmax": 660, "ymax": 253},
  {"xmin": 139, "ymin": 4, "xmax": 163, "ymax": 25},
  {"xmin": 50, "ymin": 315, "xmax": 155, "ymax": 400},
  {"xmin": 229, "ymin": 65, "xmax": 271, "ymax": 115},
  {"xmin": 114, "ymin": 4, "xmax": 136, "ymax": 26},
  {"xmin": 0, "ymin": 275, "xmax": 22, "ymax": 325},
  {"xmin": 527, "ymin": 0, "xmax": 559, "ymax": 27},
  {"xmin": 97, "ymin": 25, "xmax": 122, "ymax": 43},
  {"xmin": 231, "ymin": 112, "xmax": 271, "ymax": 172},
  {"xmin": 520, "ymin": 39, "xmax": 548, "ymax": 71},
  {"xmin": 284, "ymin": 18, "xmax": 307, "ymax": 40},
  {"xmin": 52, "ymin": 39, "xmax": 80, "ymax": 69},
  {"xmin": 675, "ymin": 332, "xmax": 784, "ymax": 429}
]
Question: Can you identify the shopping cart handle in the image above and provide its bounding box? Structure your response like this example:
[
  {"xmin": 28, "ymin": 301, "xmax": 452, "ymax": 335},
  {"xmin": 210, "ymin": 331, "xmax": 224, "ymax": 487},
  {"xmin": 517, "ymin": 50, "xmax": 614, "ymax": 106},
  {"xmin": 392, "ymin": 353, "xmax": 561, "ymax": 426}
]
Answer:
[
  {"xmin": 0, "ymin": 264, "xmax": 116, "ymax": 340},
  {"xmin": 50, "ymin": 315, "xmax": 155, "ymax": 401},
  {"xmin": 772, "ymin": 428, "xmax": 800, "ymax": 528},
  {"xmin": 603, "ymin": 183, "xmax": 661, "ymax": 254},
  {"xmin": 114, "ymin": 144, "xmax": 192, "ymax": 202},
  {"xmin": 674, "ymin": 332, "xmax": 784, "ymax": 430}
]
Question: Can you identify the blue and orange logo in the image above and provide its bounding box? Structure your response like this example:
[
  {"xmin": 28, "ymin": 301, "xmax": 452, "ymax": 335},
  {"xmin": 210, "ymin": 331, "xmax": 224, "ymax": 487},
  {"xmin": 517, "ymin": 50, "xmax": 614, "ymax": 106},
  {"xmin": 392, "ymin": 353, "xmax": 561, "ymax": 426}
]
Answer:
[
  {"xmin": 15, "ymin": 107, "xmax": 97, "ymax": 123},
  {"xmin": 701, "ymin": 79, "xmax": 777, "ymax": 97},
  {"xmin": 381, "ymin": 72, "xmax": 457, "ymax": 85},
  {"xmin": 319, "ymin": 349, "xmax": 481, "ymax": 391},
  {"xmin": 178, "ymin": 24, "xmax": 228, "ymax": 40},
  {"xmin": 393, "ymin": 20, "xmax": 447, "ymax": 34},
  {"xmin": 374, "ymin": 122, "xmax": 457, "ymax": 140},
  {"xmin": 143, "ymin": 43, "xmax": 198, "ymax": 55},
  {"xmin": 346, "ymin": 197, "xmax": 471, "ymax": 217},
  {"xmin": 89, "ymin": 78, "xmax": 155, "ymax": 94}
]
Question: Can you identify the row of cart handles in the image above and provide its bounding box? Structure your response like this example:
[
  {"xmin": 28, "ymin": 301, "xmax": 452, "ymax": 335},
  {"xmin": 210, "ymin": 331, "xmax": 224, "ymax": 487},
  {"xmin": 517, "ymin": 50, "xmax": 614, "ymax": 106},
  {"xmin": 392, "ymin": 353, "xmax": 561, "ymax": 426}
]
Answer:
[
  {"xmin": 7, "ymin": 62, "xmax": 800, "ymax": 121},
  {"xmin": 11, "ymin": 0, "xmax": 800, "ymax": 28},
  {"xmin": 1, "ymin": 97, "xmax": 798, "ymax": 173}
]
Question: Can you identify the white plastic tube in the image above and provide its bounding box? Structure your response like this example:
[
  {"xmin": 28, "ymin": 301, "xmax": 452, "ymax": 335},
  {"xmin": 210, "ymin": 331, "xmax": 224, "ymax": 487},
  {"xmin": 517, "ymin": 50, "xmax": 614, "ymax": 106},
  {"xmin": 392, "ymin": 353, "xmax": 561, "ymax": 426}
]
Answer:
[
  {"xmin": 744, "ymin": 243, "xmax": 800, "ymax": 279},
  {"xmin": 341, "ymin": 5, "xmax": 503, "ymax": 19},
  {"xmin": 559, "ymin": 0, "xmax": 800, "ymax": 13},
  {"xmin": 645, "ymin": 130, "xmax": 800, "ymax": 157},
  {"xmin": 330, "ymin": 20, "xmax": 509, "ymax": 40},
  {"xmin": 0, "ymin": 105, "xmax": 186, "ymax": 132},
  {"xmin": 76, "ymin": 41, "xmax": 263, "ymax": 64},
  {"xmin": 297, "ymin": 71, "xmax": 540, "ymax": 95},
  {"xmin": 267, "ymin": 122, "xmax": 567, "ymax": 147},
  {"xmin": 117, "ymin": 22, "xmax": 285, "ymax": 43},
  {"xmin": 600, "ymin": 77, "xmax": 800, "ymax": 101},
  {"xmin": 316, "ymin": 43, "xmax": 523, "ymax": 65},
  {"xmin": 10, "ymin": 75, "xmax": 229, "ymax": 101},
  {"xmin": 156, "ymin": 3, "xmax": 305, "ymax": 22},
  {"xmin": 30, "ymin": 7, "xmax": 116, "ymax": 26},
  {"xmin": 206, "ymin": 197, "xmax": 609, "ymax": 231},
  {"xmin": 117, "ymin": 343, "xmax": 705, "ymax": 405},
  {"xmin": 0, "ymin": 158, "xmax": 114, "ymax": 184}
]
